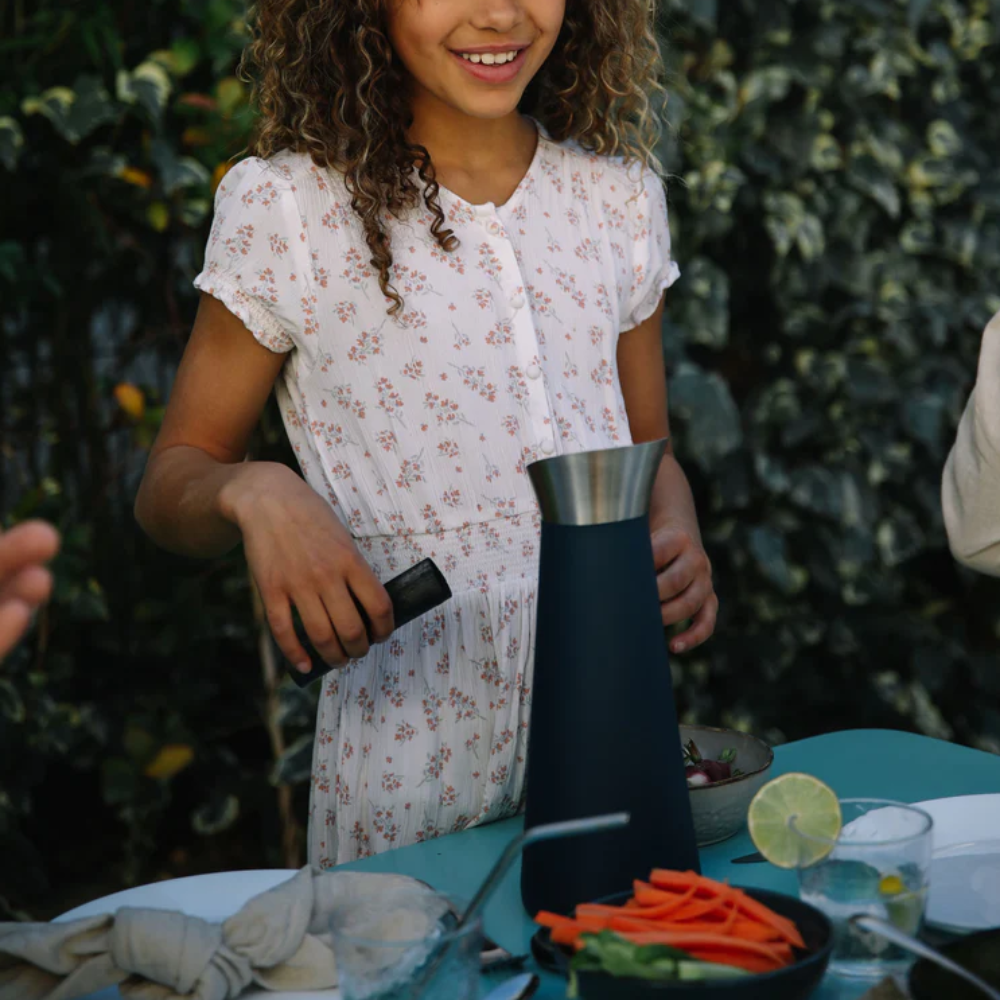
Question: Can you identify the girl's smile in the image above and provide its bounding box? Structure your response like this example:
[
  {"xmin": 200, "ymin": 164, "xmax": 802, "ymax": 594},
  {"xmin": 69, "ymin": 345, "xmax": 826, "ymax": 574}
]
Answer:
[
  {"xmin": 449, "ymin": 43, "xmax": 531, "ymax": 84},
  {"xmin": 388, "ymin": 0, "xmax": 564, "ymax": 122}
]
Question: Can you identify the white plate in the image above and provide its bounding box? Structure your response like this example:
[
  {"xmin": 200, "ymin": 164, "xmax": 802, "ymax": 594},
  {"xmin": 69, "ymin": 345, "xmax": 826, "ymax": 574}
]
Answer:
[
  {"xmin": 54, "ymin": 869, "xmax": 340, "ymax": 1000},
  {"xmin": 912, "ymin": 793, "xmax": 1000, "ymax": 933}
]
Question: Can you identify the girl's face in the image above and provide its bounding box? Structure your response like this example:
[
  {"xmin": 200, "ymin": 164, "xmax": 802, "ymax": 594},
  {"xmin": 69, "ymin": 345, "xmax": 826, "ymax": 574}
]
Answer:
[{"xmin": 387, "ymin": 0, "xmax": 565, "ymax": 123}]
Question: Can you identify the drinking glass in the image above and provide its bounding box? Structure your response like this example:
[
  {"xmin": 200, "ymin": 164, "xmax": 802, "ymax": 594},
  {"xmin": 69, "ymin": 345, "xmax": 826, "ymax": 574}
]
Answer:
[
  {"xmin": 794, "ymin": 798, "xmax": 933, "ymax": 979},
  {"xmin": 329, "ymin": 886, "xmax": 482, "ymax": 1000}
]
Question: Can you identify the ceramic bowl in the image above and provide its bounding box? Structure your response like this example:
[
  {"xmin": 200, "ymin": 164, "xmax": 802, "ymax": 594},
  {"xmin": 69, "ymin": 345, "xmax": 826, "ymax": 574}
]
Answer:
[
  {"xmin": 681, "ymin": 725, "xmax": 774, "ymax": 847},
  {"xmin": 531, "ymin": 887, "xmax": 833, "ymax": 1000}
]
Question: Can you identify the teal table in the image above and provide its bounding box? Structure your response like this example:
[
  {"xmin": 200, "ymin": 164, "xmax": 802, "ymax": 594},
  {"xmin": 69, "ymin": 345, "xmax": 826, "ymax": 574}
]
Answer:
[{"xmin": 339, "ymin": 729, "xmax": 1000, "ymax": 999}]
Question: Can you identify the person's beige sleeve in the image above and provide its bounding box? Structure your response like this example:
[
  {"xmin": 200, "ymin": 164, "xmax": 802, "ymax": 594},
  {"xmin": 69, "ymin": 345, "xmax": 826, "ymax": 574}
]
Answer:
[{"xmin": 943, "ymin": 310, "xmax": 1000, "ymax": 575}]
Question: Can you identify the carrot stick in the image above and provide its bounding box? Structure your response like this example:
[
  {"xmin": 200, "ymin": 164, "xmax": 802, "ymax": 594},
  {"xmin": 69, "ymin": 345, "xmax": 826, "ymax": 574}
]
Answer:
[
  {"xmin": 670, "ymin": 898, "xmax": 728, "ymax": 921},
  {"xmin": 718, "ymin": 889, "xmax": 740, "ymax": 935},
  {"xmin": 632, "ymin": 882, "xmax": 680, "ymax": 905},
  {"xmin": 647, "ymin": 872, "xmax": 806, "ymax": 949},
  {"xmin": 613, "ymin": 931, "xmax": 790, "ymax": 964},
  {"xmin": 727, "ymin": 888, "xmax": 806, "ymax": 949},
  {"xmin": 686, "ymin": 950, "xmax": 783, "ymax": 974},
  {"xmin": 607, "ymin": 915, "xmax": 775, "ymax": 937},
  {"xmin": 729, "ymin": 919, "xmax": 785, "ymax": 942},
  {"xmin": 534, "ymin": 911, "xmax": 574, "ymax": 929},
  {"xmin": 575, "ymin": 904, "xmax": 632, "ymax": 919},
  {"xmin": 632, "ymin": 882, "xmax": 699, "ymax": 915},
  {"xmin": 549, "ymin": 925, "xmax": 579, "ymax": 946},
  {"xmin": 649, "ymin": 869, "xmax": 720, "ymax": 898},
  {"xmin": 772, "ymin": 943, "xmax": 794, "ymax": 963}
]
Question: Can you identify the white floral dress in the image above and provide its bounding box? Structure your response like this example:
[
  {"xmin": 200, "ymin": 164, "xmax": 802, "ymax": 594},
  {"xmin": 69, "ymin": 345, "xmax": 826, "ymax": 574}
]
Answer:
[{"xmin": 194, "ymin": 129, "xmax": 680, "ymax": 865}]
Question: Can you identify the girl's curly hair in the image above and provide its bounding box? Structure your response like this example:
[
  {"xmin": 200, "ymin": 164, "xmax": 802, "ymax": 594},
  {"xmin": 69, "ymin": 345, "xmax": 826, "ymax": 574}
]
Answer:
[{"xmin": 240, "ymin": 0, "xmax": 665, "ymax": 312}]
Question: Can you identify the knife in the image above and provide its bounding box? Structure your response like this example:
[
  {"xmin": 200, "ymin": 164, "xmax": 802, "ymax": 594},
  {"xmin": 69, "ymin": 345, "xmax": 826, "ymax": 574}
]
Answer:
[{"xmin": 285, "ymin": 557, "xmax": 452, "ymax": 687}]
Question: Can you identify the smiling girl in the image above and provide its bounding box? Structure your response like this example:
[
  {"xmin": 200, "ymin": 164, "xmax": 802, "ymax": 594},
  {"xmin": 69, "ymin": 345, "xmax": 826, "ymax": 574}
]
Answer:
[{"xmin": 135, "ymin": 0, "xmax": 718, "ymax": 864}]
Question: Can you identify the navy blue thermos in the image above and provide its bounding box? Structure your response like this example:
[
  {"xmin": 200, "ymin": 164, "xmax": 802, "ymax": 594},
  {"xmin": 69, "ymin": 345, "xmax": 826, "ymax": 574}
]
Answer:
[{"xmin": 520, "ymin": 439, "xmax": 700, "ymax": 916}]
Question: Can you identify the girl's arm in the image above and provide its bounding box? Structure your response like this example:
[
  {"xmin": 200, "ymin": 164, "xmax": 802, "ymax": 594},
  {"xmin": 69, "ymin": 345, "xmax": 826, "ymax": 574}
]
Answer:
[
  {"xmin": 135, "ymin": 293, "xmax": 394, "ymax": 672},
  {"xmin": 617, "ymin": 297, "xmax": 718, "ymax": 653},
  {"xmin": 942, "ymin": 310, "xmax": 1000, "ymax": 575},
  {"xmin": 135, "ymin": 294, "xmax": 289, "ymax": 558}
]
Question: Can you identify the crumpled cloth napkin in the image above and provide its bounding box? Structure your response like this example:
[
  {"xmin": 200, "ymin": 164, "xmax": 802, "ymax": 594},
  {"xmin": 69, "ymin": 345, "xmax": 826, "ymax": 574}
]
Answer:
[{"xmin": 0, "ymin": 866, "xmax": 426, "ymax": 1000}]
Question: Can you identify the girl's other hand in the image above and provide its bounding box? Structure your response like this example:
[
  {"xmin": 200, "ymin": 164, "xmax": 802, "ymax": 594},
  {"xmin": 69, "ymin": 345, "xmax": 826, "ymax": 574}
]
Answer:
[
  {"xmin": 222, "ymin": 464, "xmax": 394, "ymax": 672},
  {"xmin": 651, "ymin": 524, "xmax": 718, "ymax": 655}
]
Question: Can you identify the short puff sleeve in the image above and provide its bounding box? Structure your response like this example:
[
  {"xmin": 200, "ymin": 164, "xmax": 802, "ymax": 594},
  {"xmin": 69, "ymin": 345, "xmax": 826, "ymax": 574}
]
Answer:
[
  {"xmin": 620, "ymin": 165, "xmax": 681, "ymax": 332},
  {"xmin": 194, "ymin": 157, "xmax": 313, "ymax": 354}
]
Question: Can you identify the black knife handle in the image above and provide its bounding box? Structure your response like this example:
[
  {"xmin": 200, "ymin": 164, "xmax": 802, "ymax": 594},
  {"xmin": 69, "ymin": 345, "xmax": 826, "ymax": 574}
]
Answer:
[{"xmin": 285, "ymin": 557, "xmax": 452, "ymax": 688}]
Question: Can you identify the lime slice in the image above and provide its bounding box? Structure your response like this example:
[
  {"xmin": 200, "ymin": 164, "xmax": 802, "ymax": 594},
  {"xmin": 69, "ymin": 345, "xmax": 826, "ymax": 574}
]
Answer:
[
  {"xmin": 885, "ymin": 891, "xmax": 925, "ymax": 934},
  {"xmin": 879, "ymin": 873, "xmax": 926, "ymax": 933},
  {"xmin": 747, "ymin": 772, "xmax": 842, "ymax": 869}
]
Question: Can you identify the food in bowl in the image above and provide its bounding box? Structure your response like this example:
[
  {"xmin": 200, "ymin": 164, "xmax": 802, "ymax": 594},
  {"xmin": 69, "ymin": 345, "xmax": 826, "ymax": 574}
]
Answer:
[
  {"xmin": 680, "ymin": 725, "xmax": 775, "ymax": 846},
  {"xmin": 536, "ymin": 870, "xmax": 807, "ymax": 993},
  {"xmin": 683, "ymin": 737, "xmax": 743, "ymax": 787},
  {"xmin": 531, "ymin": 869, "xmax": 833, "ymax": 1000}
]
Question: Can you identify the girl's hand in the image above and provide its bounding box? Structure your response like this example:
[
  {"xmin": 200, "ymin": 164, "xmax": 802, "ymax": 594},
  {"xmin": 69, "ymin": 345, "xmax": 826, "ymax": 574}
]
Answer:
[
  {"xmin": 224, "ymin": 463, "xmax": 394, "ymax": 672},
  {"xmin": 651, "ymin": 524, "xmax": 718, "ymax": 655}
]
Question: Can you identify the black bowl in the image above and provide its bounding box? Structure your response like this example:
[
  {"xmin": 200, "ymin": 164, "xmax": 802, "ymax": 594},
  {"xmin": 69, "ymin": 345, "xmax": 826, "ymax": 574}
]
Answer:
[
  {"xmin": 908, "ymin": 927, "xmax": 1000, "ymax": 1000},
  {"xmin": 531, "ymin": 887, "xmax": 833, "ymax": 1000}
]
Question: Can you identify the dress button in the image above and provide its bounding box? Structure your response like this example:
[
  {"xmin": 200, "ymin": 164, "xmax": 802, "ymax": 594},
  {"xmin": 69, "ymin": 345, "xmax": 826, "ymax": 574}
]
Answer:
[
  {"xmin": 526, "ymin": 364, "xmax": 542, "ymax": 380},
  {"xmin": 541, "ymin": 439, "xmax": 556, "ymax": 456},
  {"xmin": 511, "ymin": 294, "xmax": 526, "ymax": 310},
  {"xmin": 487, "ymin": 220, "xmax": 501, "ymax": 236}
]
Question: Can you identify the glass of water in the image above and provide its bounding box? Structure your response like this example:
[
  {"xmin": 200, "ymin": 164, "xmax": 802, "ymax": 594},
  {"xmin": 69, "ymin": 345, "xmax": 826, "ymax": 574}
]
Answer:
[
  {"xmin": 329, "ymin": 886, "xmax": 482, "ymax": 1000},
  {"xmin": 794, "ymin": 798, "xmax": 933, "ymax": 980}
]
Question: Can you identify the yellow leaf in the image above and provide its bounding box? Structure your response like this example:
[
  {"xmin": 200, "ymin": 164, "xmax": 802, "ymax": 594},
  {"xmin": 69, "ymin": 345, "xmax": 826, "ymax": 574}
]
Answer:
[
  {"xmin": 215, "ymin": 77, "xmax": 245, "ymax": 115},
  {"xmin": 144, "ymin": 744, "xmax": 195, "ymax": 780},
  {"xmin": 114, "ymin": 383, "xmax": 145, "ymax": 420},
  {"xmin": 119, "ymin": 166, "xmax": 153, "ymax": 189},
  {"xmin": 147, "ymin": 201, "xmax": 170, "ymax": 232}
]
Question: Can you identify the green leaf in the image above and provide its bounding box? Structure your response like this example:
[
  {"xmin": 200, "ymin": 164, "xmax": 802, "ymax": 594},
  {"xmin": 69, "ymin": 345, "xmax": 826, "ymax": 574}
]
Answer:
[
  {"xmin": 149, "ymin": 138, "xmax": 210, "ymax": 195},
  {"xmin": 848, "ymin": 155, "xmax": 902, "ymax": 218},
  {"xmin": 123, "ymin": 724, "xmax": 156, "ymax": 763},
  {"xmin": 674, "ymin": 257, "xmax": 729, "ymax": 349},
  {"xmin": 170, "ymin": 39, "xmax": 201, "ymax": 77},
  {"xmin": 21, "ymin": 77, "xmax": 119, "ymax": 144},
  {"xmin": 0, "ymin": 241, "xmax": 25, "ymax": 284},
  {"xmin": 876, "ymin": 510, "xmax": 926, "ymax": 567},
  {"xmin": 740, "ymin": 66, "xmax": 793, "ymax": 107},
  {"xmin": 192, "ymin": 794, "xmax": 240, "ymax": 835},
  {"xmin": 101, "ymin": 758, "xmax": 140, "ymax": 806},
  {"xmin": 669, "ymin": 363, "xmax": 743, "ymax": 472},
  {"xmin": 0, "ymin": 680, "xmax": 25, "ymax": 724},
  {"xmin": 908, "ymin": 0, "xmax": 934, "ymax": 31},
  {"xmin": 748, "ymin": 525, "xmax": 807, "ymax": 595},
  {"xmin": 0, "ymin": 117, "xmax": 24, "ymax": 171},
  {"xmin": 789, "ymin": 467, "xmax": 868, "ymax": 527},
  {"xmin": 118, "ymin": 61, "xmax": 173, "ymax": 120}
]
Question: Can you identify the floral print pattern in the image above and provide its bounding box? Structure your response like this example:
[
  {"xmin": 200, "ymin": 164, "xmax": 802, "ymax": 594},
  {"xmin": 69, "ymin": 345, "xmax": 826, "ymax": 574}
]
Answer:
[{"xmin": 194, "ymin": 128, "xmax": 679, "ymax": 865}]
